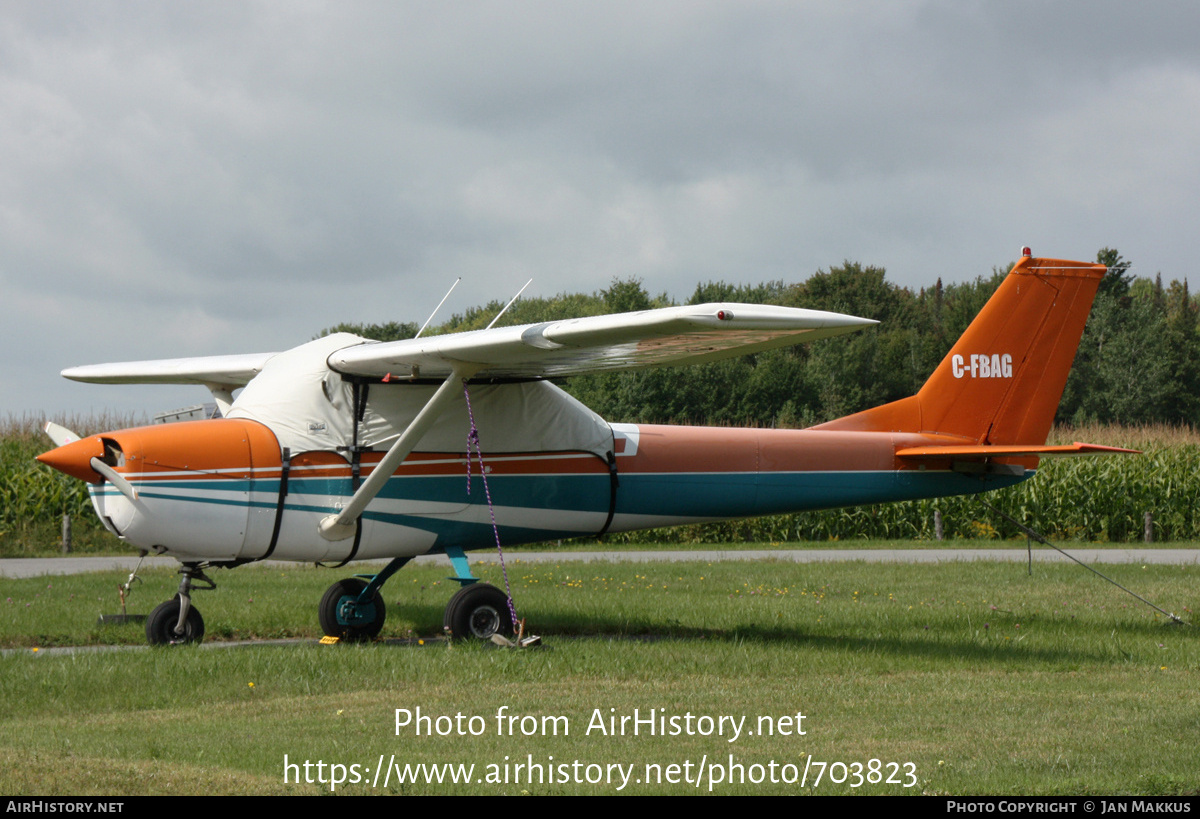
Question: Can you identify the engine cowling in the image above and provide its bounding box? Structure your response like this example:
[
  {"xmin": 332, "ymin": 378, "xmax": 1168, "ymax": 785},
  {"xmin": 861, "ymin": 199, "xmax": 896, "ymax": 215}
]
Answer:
[{"xmin": 38, "ymin": 419, "xmax": 282, "ymax": 560}]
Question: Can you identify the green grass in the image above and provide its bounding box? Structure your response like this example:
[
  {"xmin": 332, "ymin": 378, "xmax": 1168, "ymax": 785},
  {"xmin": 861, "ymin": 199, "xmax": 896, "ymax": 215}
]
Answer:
[
  {"xmin": 1, "ymin": 523, "xmax": 127, "ymax": 558},
  {"xmin": 538, "ymin": 537, "xmax": 1200, "ymax": 551},
  {"xmin": 2, "ymin": 558, "xmax": 1198, "ymax": 795}
]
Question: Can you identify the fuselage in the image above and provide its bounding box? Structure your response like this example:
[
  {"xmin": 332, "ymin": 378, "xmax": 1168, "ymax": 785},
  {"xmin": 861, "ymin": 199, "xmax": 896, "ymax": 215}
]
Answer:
[{"xmin": 52, "ymin": 416, "xmax": 1027, "ymax": 564}]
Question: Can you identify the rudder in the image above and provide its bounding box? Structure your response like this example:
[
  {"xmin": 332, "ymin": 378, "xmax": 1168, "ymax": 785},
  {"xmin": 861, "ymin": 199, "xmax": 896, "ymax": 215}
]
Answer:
[{"xmin": 813, "ymin": 253, "xmax": 1106, "ymax": 445}]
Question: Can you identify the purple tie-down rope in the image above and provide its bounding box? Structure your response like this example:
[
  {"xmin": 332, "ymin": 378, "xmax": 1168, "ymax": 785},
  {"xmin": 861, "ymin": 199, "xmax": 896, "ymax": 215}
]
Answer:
[{"xmin": 462, "ymin": 381, "xmax": 520, "ymax": 629}]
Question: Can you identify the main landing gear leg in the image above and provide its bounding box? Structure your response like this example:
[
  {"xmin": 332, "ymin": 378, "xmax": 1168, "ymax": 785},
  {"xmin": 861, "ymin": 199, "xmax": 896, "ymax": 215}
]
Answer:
[
  {"xmin": 316, "ymin": 549, "xmax": 518, "ymax": 644},
  {"xmin": 146, "ymin": 563, "xmax": 215, "ymax": 646},
  {"xmin": 318, "ymin": 556, "xmax": 412, "ymax": 642}
]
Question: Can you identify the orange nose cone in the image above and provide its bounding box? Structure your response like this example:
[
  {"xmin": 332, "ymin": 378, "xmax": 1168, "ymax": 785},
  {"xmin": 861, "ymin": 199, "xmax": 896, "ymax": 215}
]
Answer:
[{"xmin": 37, "ymin": 437, "xmax": 106, "ymax": 483}]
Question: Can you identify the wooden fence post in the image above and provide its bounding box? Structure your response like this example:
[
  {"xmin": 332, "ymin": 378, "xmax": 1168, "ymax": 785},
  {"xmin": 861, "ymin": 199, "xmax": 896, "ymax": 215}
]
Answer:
[{"xmin": 61, "ymin": 513, "xmax": 71, "ymax": 554}]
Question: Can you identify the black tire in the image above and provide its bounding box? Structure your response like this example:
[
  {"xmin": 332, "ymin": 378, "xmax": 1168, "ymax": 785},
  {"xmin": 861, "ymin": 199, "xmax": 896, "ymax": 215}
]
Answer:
[
  {"xmin": 146, "ymin": 597, "xmax": 205, "ymax": 646},
  {"xmin": 444, "ymin": 583, "xmax": 515, "ymax": 640},
  {"xmin": 318, "ymin": 578, "xmax": 385, "ymax": 642}
]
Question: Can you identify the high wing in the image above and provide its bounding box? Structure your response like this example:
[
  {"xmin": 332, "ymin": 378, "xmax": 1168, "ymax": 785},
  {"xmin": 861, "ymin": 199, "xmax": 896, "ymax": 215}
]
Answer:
[
  {"xmin": 329, "ymin": 303, "xmax": 876, "ymax": 380},
  {"xmin": 61, "ymin": 352, "xmax": 276, "ymax": 390},
  {"xmin": 57, "ymin": 303, "xmax": 876, "ymax": 386}
]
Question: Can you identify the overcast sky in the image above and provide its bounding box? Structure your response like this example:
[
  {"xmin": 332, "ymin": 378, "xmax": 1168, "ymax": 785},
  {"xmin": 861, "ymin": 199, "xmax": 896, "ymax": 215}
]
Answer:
[{"xmin": 4, "ymin": 1, "xmax": 1199, "ymax": 416}]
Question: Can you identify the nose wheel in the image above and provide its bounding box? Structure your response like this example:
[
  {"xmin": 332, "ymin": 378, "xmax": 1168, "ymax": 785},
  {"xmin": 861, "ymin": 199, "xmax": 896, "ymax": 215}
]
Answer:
[
  {"xmin": 146, "ymin": 563, "xmax": 214, "ymax": 646},
  {"xmin": 146, "ymin": 596, "xmax": 205, "ymax": 645}
]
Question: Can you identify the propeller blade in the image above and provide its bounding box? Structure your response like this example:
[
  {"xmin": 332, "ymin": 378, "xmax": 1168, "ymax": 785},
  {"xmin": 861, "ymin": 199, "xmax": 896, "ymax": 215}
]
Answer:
[
  {"xmin": 44, "ymin": 421, "xmax": 82, "ymax": 447},
  {"xmin": 88, "ymin": 457, "xmax": 138, "ymax": 502}
]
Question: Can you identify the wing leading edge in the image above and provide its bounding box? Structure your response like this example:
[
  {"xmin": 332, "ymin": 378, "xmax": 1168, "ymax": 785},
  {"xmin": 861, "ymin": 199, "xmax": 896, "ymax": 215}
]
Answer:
[
  {"xmin": 329, "ymin": 303, "xmax": 877, "ymax": 380},
  {"xmin": 61, "ymin": 352, "xmax": 277, "ymax": 389}
]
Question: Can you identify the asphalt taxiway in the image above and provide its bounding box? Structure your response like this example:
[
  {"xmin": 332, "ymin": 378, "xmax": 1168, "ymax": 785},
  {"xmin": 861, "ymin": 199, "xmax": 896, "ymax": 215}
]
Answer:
[{"xmin": 4, "ymin": 548, "xmax": 1199, "ymax": 579}]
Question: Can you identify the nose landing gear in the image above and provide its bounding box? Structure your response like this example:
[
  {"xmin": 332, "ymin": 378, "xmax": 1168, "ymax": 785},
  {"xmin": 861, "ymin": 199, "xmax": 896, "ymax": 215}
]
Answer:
[{"xmin": 146, "ymin": 563, "xmax": 215, "ymax": 646}]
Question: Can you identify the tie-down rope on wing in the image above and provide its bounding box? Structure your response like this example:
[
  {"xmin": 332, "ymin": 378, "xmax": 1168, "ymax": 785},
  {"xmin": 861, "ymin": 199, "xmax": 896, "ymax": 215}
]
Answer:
[{"xmin": 462, "ymin": 381, "xmax": 520, "ymax": 629}]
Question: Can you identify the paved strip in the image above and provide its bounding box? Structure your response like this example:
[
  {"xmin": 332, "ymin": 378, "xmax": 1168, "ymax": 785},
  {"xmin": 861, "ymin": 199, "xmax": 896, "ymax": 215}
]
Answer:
[
  {"xmin": 476, "ymin": 549, "xmax": 1200, "ymax": 565},
  {"xmin": 5, "ymin": 638, "xmax": 313, "ymax": 657},
  {"xmin": 4, "ymin": 548, "xmax": 1199, "ymax": 579}
]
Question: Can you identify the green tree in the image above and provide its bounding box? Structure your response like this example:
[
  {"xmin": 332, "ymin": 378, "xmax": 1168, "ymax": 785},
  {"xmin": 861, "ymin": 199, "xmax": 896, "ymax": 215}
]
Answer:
[
  {"xmin": 1162, "ymin": 279, "xmax": 1200, "ymax": 425},
  {"xmin": 1096, "ymin": 247, "xmax": 1133, "ymax": 300},
  {"xmin": 687, "ymin": 280, "xmax": 787, "ymax": 306},
  {"xmin": 602, "ymin": 278, "xmax": 654, "ymax": 313},
  {"xmin": 1062, "ymin": 287, "xmax": 1172, "ymax": 424},
  {"xmin": 316, "ymin": 321, "xmax": 418, "ymax": 342}
]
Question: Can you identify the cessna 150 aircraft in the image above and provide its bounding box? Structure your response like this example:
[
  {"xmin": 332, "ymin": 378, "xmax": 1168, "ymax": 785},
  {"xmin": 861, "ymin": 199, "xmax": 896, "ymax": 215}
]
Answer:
[{"xmin": 38, "ymin": 251, "xmax": 1131, "ymax": 645}]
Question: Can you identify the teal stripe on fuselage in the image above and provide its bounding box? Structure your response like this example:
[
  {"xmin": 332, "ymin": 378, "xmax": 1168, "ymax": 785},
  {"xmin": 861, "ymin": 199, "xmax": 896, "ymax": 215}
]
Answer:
[
  {"xmin": 115, "ymin": 473, "xmax": 607, "ymax": 510},
  {"xmin": 360, "ymin": 509, "xmax": 590, "ymax": 548},
  {"xmin": 613, "ymin": 469, "xmax": 1031, "ymax": 517}
]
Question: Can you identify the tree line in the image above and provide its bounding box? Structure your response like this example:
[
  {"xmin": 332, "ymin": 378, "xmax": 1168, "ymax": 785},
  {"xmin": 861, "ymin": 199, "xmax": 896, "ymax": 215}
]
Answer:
[{"xmin": 321, "ymin": 248, "xmax": 1200, "ymax": 429}]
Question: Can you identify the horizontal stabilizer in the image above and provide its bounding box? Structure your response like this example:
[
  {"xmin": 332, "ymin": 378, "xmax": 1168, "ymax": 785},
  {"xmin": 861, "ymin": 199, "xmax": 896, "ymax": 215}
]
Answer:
[{"xmin": 896, "ymin": 442, "xmax": 1140, "ymax": 460}]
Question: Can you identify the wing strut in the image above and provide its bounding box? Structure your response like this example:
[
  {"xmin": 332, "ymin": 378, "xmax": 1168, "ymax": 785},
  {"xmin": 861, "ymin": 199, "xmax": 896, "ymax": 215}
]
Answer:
[{"xmin": 318, "ymin": 364, "xmax": 480, "ymax": 542}]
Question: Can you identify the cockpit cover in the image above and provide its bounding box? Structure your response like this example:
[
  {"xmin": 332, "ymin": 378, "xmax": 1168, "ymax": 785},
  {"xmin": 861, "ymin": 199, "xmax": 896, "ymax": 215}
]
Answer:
[{"xmin": 226, "ymin": 334, "xmax": 613, "ymax": 457}]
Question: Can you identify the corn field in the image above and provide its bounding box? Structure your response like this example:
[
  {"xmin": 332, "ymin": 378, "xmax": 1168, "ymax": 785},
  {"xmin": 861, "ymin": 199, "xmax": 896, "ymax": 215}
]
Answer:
[
  {"xmin": 6, "ymin": 418, "xmax": 1200, "ymax": 554},
  {"xmin": 1, "ymin": 415, "xmax": 143, "ymax": 554}
]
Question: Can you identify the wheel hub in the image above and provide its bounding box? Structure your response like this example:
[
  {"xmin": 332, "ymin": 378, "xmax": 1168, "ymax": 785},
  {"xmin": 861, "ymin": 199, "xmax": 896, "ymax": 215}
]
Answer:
[
  {"xmin": 469, "ymin": 605, "xmax": 501, "ymax": 637},
  {"xmin": 336, "ymin": 595, "xmax": 377, "ymax": 627}
]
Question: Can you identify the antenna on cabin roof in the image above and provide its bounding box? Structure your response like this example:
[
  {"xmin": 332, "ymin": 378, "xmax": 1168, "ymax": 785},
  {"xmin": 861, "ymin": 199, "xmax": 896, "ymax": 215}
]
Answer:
[
  {"xmin": 414, "ymin": 277, "xmax": 461, "ymax": 340},
  {"xmin": 486, "ymin": 278, "xmax": 533, "ymax": 329}
]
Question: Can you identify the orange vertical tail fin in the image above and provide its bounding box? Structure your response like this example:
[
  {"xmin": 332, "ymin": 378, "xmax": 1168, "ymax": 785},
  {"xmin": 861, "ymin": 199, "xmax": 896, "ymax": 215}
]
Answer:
[{"xmin": 813, "ymin": 254, "xmax": 1106, "ymax": 444}]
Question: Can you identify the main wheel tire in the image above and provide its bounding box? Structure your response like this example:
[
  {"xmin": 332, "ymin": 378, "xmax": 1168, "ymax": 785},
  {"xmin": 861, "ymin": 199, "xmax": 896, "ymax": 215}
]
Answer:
[
  {"xmin": 444, "ymin": 583, "xmax": 515, "ymax": 640},
  {"xmin": 318, "ymin": 578, "xmax": 386, "ymax": 642},
  {"xmin": 146, "ymin": 597, "xmax": 205, "ymax": 646}
]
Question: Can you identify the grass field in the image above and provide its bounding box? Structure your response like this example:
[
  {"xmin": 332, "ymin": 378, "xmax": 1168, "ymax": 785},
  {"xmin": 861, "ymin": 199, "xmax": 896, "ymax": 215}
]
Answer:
[{"xmin": 2, "ymin": 556, "xmax": 1197, "ymax": 795}]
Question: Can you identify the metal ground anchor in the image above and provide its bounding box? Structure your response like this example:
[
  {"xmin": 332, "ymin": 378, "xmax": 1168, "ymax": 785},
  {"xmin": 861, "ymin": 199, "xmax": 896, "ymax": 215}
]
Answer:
[{"xmin": 490, "ymin": 618, "xmax": 542, "ymax": 648}]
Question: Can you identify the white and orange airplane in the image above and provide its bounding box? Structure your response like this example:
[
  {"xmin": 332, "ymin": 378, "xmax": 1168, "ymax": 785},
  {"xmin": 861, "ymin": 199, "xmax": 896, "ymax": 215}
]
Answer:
[{"xmin": 38, "ymin": 250, "xmax": 1133, "ymax": 645}]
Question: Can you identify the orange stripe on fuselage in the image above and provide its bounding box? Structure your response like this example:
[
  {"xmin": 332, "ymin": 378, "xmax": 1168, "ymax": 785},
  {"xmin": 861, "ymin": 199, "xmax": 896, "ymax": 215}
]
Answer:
[{"xmin": 616, "ymin": 424, "xmax": 970, "ymax": 475}]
